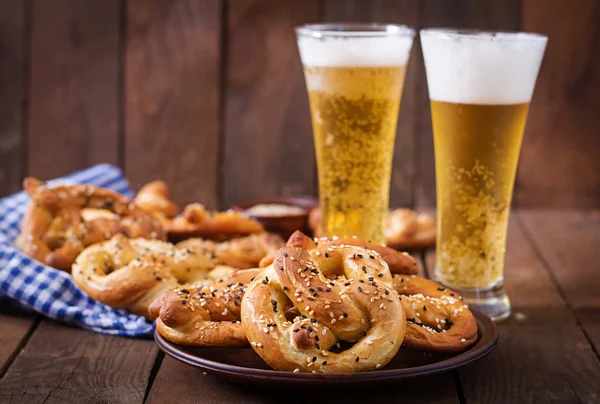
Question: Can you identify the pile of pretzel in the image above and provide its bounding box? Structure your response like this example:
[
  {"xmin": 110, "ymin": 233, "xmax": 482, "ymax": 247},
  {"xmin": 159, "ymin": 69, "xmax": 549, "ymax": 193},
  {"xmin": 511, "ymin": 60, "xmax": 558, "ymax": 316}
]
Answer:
[
  {"xmin": 17, "ymin": 178, "xmax": 272, "ymax": 271},
  {"xmin": 17, "ymin": 177, "xmax": 474, "ymax": 373}
]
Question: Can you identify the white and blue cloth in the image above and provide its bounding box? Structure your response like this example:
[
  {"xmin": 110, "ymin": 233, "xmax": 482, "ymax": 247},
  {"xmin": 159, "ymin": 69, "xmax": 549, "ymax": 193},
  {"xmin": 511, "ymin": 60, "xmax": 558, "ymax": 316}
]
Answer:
[{"xmin": 0, "ymin": 164, "xmax": 153, "ymax": 336}]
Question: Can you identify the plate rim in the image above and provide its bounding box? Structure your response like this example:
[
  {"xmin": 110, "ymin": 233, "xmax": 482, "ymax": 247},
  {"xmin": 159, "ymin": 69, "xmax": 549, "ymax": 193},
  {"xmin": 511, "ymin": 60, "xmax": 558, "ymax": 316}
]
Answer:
[{"xmin": 154, "ymin": 309, "xmax": 498, "ymax": 383}]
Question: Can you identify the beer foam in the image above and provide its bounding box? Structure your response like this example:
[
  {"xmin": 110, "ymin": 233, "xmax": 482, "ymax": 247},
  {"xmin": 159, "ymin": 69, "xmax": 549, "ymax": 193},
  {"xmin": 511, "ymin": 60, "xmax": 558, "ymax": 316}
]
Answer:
[
  {"xmin": 297, "ymin": 29, "xmax": 414, "ymax": 67},
  {"xmin": 421, "ymin": 30, "xmax": 547, "ymax": 104}
]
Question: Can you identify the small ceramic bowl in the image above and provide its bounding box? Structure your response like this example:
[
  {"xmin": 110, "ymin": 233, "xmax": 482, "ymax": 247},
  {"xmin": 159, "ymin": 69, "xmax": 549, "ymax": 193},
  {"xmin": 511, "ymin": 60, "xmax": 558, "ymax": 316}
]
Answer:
[{"xmin": 232, "ymin": 196, "xmax": 318, "ymax": 239}]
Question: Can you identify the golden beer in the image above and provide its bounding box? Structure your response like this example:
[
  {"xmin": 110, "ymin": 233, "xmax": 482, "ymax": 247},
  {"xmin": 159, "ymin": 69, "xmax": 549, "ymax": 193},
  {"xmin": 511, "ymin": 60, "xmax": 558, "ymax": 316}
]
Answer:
[
  {"xmin": 421, "ymin": 29, "xmax": 547, "ymax": 320},
  {"xmin": 297, "ymin": 24, "xmax": 414, "ymax": 243},
  {"xmin": 432, "ymin": 101, "xmax": 529, "ymax": 288},
  {"xmin": 306, "ymin": 66, "xmax": 407, "ymax": 243}
]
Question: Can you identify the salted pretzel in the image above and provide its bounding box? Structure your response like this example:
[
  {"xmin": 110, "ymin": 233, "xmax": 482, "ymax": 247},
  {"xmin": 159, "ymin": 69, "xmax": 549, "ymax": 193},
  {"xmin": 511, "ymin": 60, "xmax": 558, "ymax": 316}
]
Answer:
[
  {"xmin": 286, "ymin": 232, "xmax": 475, "ymax": 354},
  {"xmin": 308, "ymin": 207, "xmax": 436, "ymax": 250},
  {"xmin": 392, "ymin": 274, "xmax": 477, "ymax": 353},
  {"xmin": 135, "ymin": 181, "xmax": 179, "ymax": 218},
  {"xmin": 176, "ymin": 232, "xmax": 284, "ymax": 269},
  {"xmin": 386, "ymin": 209, "xmax": 436, "ymax": 250},
  {"xmin": 134, "ymin": 181, "xmax": 264, "ymax": 242},
  {"xmin": 257, "ymin": 231, "xmax": 419, "ymax": 276},
  {"xmin": 149, "ymin": 268, "xmax": 260, "ymax": 347},
  {"xmin": 241, "ymin": 244, "xmax": 406, "ymax": 373},
  {"xmin": 306, "ymin": 235, "xmax": 419, "ymax": 275},
  {"xmin": 17, "ymin": 178, "xmax": 165, "ymax": 271},
  {"xmin": 72, "ymin": 234, "xmax": 220, "ymax": 318}
]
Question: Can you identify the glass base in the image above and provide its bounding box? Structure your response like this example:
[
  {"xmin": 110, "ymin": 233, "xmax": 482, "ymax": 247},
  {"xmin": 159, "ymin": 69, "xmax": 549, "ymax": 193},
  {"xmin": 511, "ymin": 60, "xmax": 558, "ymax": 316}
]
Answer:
[{"xmin": 438, "ymin": 282, "xmax": 511, "ymax": 322}]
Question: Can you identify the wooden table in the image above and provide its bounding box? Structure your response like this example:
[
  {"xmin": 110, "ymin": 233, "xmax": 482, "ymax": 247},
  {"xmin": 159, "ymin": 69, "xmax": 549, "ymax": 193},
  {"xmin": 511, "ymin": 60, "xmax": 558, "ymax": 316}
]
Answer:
[{"xmin": 1, "ymin": 210, "xmax": 599, "ymax": 404}]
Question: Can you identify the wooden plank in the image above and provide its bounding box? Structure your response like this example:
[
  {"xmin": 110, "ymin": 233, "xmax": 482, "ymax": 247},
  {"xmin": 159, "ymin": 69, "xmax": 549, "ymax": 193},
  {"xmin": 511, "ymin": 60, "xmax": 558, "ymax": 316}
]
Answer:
[
  {"xmin": 416, "ymin": 0, "xmax": 521, "ymax": 208},
  {"xmin": 323, "ymin": 0, "xmax": 371, "ymax": 21},
  {"xmin": 0, "ymin": 304, "xmax": 38, "ymax": 377},
  {"xmin": 323, "ymin": 0, "xmax": 420, "ymax": 207},
  {"xmin": 125, "ymin": 0, "xmax": 222, "ymax": 208},
  {"xmin": 313, "ymin": 374, "xmax": 458, "ymax": 404},
  {"xmin": 517, "ymin": 0, "xmax": 600, "ymax": 208},
  {"xmin": 425, "ymin": 215, "xmax": 600, "ymax": 403},
  {"xmin": 148, "ymin": 355, "xmax": 457, "ymax": 404},
  {"xmin": 146, "ymin": 356, "xmax": 304, "ymax": 404},
  {"xmin": 27, "ymin": 0, "xmax": 120, "ymax": 179},
  {"xmin": 0, "ymin": 320, "xmax": 158, "ymax": 404},
  {"xmin": 519, "ymin": 209, "xmax": 600, "ymax": 351},
  {"xmin": 0, "ymin": 0, "xmax": 25, "ymax": 196},
  {"xmin": 222, "ymin": 0, "xmax": 319, "ymax": 208}
]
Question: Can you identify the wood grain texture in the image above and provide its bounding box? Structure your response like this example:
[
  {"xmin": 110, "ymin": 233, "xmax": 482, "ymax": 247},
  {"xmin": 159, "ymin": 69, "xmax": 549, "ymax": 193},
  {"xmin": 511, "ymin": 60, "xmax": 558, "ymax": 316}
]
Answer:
[
  {"xmin": 425, "ymin": 216, "xmax": 600, "ymax": 403},
  {"xmin": 457, "ymin": 321, "xmax": 600, "ymax": 404},
  {"xmin": 147, "ymin": 356, "xmax": 458, "ymax": 404},
  {"xmin": 416, "ymin": 0, "xmax": 521, "ymax": 208},
  {"xmin": 517, "ymin": 0, "xmax": 600, "ymax": 208},
  {"xmin": 324, "ymin": 0, "xmax": 420, "ymax": 208},
  {"xmin": 519, "ymin": 209, "xmax": 600, "ymax": 351},
  {"xmin": 0, "ymin": 320, "xmax": 158, "ymax": 404},
  {"xmin": 222, "ymin": 0, "xmax": 319, "ymax": 208},
  {"xmin": 0, "ymin": 0, "xmax": 25, "ymax": 196},
  {"xmin": 125, "ymin": 0, "xmax": 222, "ymax": 208},
  {"xmin": 312, "ymin": 374, "xmax": 459, "ymax": 404},
  {"xmin": 27, "ymin": 0, "xmax": 120, "ymax": 179},
  {"xmin": 0, "ymin": 305, "xmax": 38, "ymax": 376},
  {"xmin": 323, "ymin": 0, "xmax": 370, "ymax": 21},
  {"xmin": 146, "ymin": 356, "xmax": 304, "ymax": 404}
]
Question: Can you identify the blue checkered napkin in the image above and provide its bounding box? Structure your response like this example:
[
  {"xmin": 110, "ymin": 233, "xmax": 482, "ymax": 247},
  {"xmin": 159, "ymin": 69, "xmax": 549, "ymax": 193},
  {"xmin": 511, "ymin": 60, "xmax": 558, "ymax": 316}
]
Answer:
[{"xmin": 0, "ymin": 164, "xmax": 153, "ymax": 336}]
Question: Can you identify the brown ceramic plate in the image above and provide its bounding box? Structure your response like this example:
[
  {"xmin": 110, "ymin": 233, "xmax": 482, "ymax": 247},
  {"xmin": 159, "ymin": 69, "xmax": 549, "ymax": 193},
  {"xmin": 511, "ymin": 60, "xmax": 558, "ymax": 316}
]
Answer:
[{"xmin": 154, "ymin": 309, "xmax": 497, "ymax": 386}]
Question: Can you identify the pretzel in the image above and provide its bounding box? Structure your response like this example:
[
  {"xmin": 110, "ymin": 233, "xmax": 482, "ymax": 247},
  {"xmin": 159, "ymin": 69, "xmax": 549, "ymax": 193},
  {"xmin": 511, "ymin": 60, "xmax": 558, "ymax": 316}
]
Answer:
[
  {"xmin": 134, "ymin": 182, "xmax": 264, "ymax": 242},
  {"xmin": 17, "ymin": 178, "xmax": 165, "ymax": 271},
  {"xmin": 294, "ymin": 232, "xmax": 420, "ymax": 275},
  {"xmin": 135, "ymin": 181, "xmax": 179, "ymax": 218},
  {"xmin": 392, "ymin": 274, "xmax": 477, "ymax": 353},
  {"xmin": 308, "ymin": 207, "xmax": 436, "ymax": 250},
  {"xmin": 72, "ymin": 234, "xmax": 219, "ymax": 318},
  {"xmin": 241, "ymin": 245, "xmax": 406, "ymax": 373},
  {"xmin": 148, "ymin": 268, "xmax": 260, "ymax": 347},
  {"xmin": 386, "ymin": 208, "xmax": 436, "ymax": 250},
  {"xmin": 176, "ymin": 232, "xmax": 284, "ymax": 269},
  {"xmin": 281, "ymin": 233, "xmax": 474, "ymax": 354}
]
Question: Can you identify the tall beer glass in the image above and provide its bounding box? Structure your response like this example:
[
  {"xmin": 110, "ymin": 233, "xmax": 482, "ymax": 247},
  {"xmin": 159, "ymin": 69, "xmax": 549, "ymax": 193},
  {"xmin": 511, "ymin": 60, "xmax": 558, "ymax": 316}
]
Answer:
[
  {"xmin": 421, "ymin": 29, "xmax": 547, "ymax": 320},
  {"xmin": 296, "ymin": 24, "xmax": 414, "ymax": 244}
]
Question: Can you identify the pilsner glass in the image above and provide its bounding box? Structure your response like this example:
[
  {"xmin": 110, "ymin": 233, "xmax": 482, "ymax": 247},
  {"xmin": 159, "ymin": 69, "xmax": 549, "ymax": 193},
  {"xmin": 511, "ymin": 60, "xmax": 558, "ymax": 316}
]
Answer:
[
  {"xmin": 296, "ymin": 24, "xmax": 415, "ymax": 244},
  {"xmin": 421, "ymin": 29, "xmax": 547, "ymax": 320}
]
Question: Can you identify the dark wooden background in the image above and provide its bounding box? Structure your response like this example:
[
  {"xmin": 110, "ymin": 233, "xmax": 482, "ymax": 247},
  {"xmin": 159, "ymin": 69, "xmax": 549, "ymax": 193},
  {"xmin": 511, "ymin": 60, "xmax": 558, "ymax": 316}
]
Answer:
[{"xmin": 1, "ymin": 0, "xmax": 599, "ymax": 209}]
